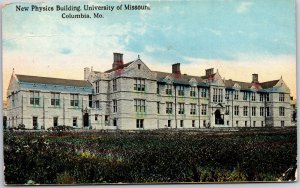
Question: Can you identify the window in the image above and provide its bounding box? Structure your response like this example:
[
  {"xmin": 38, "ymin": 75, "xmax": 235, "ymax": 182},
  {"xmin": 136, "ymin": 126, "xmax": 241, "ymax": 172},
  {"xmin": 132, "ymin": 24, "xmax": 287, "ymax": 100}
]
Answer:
[
  {"xmin": 265, "ymin": 93, "xmax": 270, "ymax": 101},
  {"xmin": 190, "ymin": 104, "xmax": 196, "ymax": 115},
  {"xmin": 105, "ymin": 115, "xmax": 109, "ymax": 126},
  {"xmin": 53, "ymin": 117, "xmax": 58, "ymax": 127},
  {"xmin": 279, "ymin": 93, "xmax": 285, "ymax": 102},
  {"xmin": 134, "ymin": 99, "xmax": 146, "ymax": 112},
  {"xmin": 30, "ymin": 91, "xmax": 40, "ymax": 105},
  {"xmin": 113, "ymin": 118, "xmax": 117, "ymax": 126},
  {"xmin": 178, "ymin": 86, "xmax": 184, "ymax": 96},
  {"xmin": 225, "ymin": 106, "xmax": 230, "ymax": 115},
  {"xmin": 134, "ymin": 78, "xmax": 145, "ymax": 91},
  {"xmin": 138, "ymin": 64, "xmax": 141, "ymax": 69},
  {"xmin": 73, "ymin": 117, "xmax": 77, "ymax": 127},
  {"xmin": 279, "ymin": 107, "xmax": 285, "ymax": 116},
  {"xmin": 201, "ymin": 88, "xmax": 207, "ymax": 98},
  {"xmin": 70, "ymin": 94, "xmax": 79, "ymax": 107},
  {"xmin": 213, "ymin": 88, "xmax": 223, "ymax": 102},
  {"xmin": 168, "ymin": 120, "xmax": 171, "ymax": 127},
  {"xmin": 95, "ymin": 100, "xmax": 100, "ymax": 108},
  {"xmin": 245, "ymin": 121, "xmax": 247, "ymax": 127},
  {"xmin": 166, "ymin": 84, "xmax": 172, "ymax": 95},
  {"xmin": 157, "ymin": 102, "xmax": 160, "ymax": 114},
  {"xmin": 201, "ymin": 104, "xmax": 207, "ymax": 115},
  {"xmin": 180, "ymin": 120, "xmax": 184, "ymax": 127},
  {"xmin": 266, "ymin": 107, "xmax": 270, "ymax": 116},
  {"xmin": 234, "ymin": 91, "xmax": 239, "ymax": 100},
  {"xmin": 166, "ymin": 102, "xmax": 173, "ymax": 114},
  {"xmin": 243, "ymin": 106, "xmax": 248, "ymax": 116},
  {"xmin": 95, "ymin": 114, "xmax": 98, "ymax": 121},
  {"xmin": 227, "ymin": 121, "xmax": 229, "ymax": 125},
  {"xmin": 192, "ymin": 120, "xmax": 195, "ymax": 127},
  {"xmin": 260, "ymin": 94, "xmax": 264, "ymax": 101},
  {"xmin": 11, "ymin": 94, "xmax": 15, "ymax": 107},
  {"xmin": 236, "ymin": 121, "xmax": 239, "ymax": 127},
  {"xmin": 281, "ymin": 121, "xmax": 285, "ymax": 127},
  {"xmin": 95, "ymin": 81, "xmax": 100, "ymax": 93},
  {"xmin": 51, "ymin": 93, "xmax": 59, "ymax": 106},
  {"xmin": 213, "ymin": 88, "xmax": 217, "ymax": 102},
  {"xmin": 178, "ymin": 103, "xmax": 185, "ymax": 114},
  {"xmin": 203, "ymin": 120, "xmax": 206, "ymax": 127},
  {"xmin": 251, "ymin": 93, "xmax": 256, "ymax": 101},
  {"xmin": 136, "ymin": 119, "xmax": 144, "ymax": 128},
  {"xmin": 113, "ymin": 79, "xmax": 117, "ymax": 91},
  {"xmin": 252, "ymin": 107, "xmax": 256, "ymax": 116},
  {"xmin": 261, "ymin": 121, "xmax": 264, "ymax": 127},
  {"xmin": 225, "ymin": 90, "xmax": 230, "ymax": 99},
  {"xmin": 190, "ymin": 87, "xmax": 196, "ymax": 97},
  {"xmin": 113, "ymin": 100, "xmax": 117, "ymax": 113},
  {"xmin": 260, "ymin": 107, "xmax": 264, "ymax": 116},
  {"xmin": 243, "ymin": 92, "xmax": 248, "ymax": 101},
  {"xmin": 219, "ymin": 89, "xmax": 223, "ymax": 102},
  {"xmin": 88, "ymin": 95, "xmax": 93, "ymax": 108},
  {"xmin": 234, "ymin": 106, "xmax": 239, "ymax": 116},
  {"xmin": 253, "ymin": 121, "xmax": 256, "ymax": 127}
]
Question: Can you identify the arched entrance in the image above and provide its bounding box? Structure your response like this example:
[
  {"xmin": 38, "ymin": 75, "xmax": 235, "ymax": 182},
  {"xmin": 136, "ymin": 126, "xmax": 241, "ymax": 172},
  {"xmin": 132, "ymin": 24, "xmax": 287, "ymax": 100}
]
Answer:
[{"xmin": 215, "ymin": 109, "xmax": 224, "ymax": 125}]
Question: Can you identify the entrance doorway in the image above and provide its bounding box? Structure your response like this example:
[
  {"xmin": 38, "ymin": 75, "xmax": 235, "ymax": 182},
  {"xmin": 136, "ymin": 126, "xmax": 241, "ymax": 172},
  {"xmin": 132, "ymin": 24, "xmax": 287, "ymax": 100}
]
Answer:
[
  {"xmin": 83, "ymin": 113, "xmax": 89, "ymax": 127},
  {"xmin": 33, "ymin": 116, "xmax": 38, "ymax": 129},
  {"xmin": 215, "ymin": 109, "xmax": 224, "ymax": 125}
]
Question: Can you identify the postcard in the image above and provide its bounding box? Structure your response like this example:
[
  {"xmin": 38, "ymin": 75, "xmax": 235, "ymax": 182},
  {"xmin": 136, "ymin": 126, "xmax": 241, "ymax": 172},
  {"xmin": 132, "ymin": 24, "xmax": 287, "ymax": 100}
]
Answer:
[{"xmin": 1, "ymin": 0, "xmax": 297, "ymax": 185}]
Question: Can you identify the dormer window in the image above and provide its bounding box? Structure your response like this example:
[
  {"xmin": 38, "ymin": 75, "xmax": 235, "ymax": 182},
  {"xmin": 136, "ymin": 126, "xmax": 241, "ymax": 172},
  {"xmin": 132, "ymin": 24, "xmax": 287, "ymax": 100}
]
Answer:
[
  {"xmin": 251, "ymin": 93, "xmax": 256, "ymax": 101},
  {"xmin": 225, "ymin": 90, "xmax": 230, "ymax": 99},
  {"xmin": 243, "ymin": 92, "xmax": 248, "ymax": 101},
  {"xmin": 190, "ymin": 87, "xmax": 196, "ymax": 97},
  {"xmin": 178, "ymin": 86, "xmax": 184, "ymax": 96},
  {"xmin": 166, "ymin": 84, "xmax": 172, "ymax": 95},
  {"xmin": 138, "ymin": 64, "xmax": 141, "ymax": 69}
]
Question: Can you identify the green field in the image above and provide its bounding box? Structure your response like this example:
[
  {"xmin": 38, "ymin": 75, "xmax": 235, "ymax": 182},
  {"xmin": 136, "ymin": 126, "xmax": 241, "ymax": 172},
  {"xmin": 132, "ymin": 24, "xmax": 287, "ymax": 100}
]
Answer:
[{"xmin": 3, "ymin": 128, "xmax": 297, "ymax": 184}]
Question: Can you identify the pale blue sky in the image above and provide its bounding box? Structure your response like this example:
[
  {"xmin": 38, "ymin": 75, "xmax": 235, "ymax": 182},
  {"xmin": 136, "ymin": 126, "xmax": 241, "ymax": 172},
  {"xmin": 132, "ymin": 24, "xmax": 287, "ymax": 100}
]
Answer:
[{"xmin": 2, "ymin": 0, "xmax": 297, "ymax": 98}]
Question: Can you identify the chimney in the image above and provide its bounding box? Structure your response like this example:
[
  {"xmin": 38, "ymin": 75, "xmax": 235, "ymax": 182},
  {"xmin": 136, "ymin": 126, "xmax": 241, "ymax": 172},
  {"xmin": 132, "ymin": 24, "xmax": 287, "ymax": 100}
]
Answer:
[
  {"xmin": 172, "ymin": 63, "xmax": 181, "ymax": 74},
  {"xmin": 84, "ymin": 67, "xmax": 90, "ymax": 80},
  {"xmin": 205, "ymin": 68, "xmax": 214, "ymax": 76},
  {"xmin": 252, "ymin": 74, "xmax": 258, "ymax": 83},
  {"xmin": 112, "ymin": 53, "xmax": 124, "ymax": 69}
]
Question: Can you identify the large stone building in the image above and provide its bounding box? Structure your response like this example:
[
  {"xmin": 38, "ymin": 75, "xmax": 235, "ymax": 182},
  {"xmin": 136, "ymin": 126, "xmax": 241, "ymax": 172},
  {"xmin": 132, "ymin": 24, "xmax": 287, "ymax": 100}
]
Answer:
[{"xmin": 5, "ymin": 53, "xmax": 292, "ymax": 130}]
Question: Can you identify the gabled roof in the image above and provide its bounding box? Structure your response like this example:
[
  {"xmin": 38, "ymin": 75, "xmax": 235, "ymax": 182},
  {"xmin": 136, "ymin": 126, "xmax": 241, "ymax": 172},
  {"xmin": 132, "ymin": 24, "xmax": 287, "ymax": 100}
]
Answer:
[
  {"xmin": 16, "ymin": 74, "xmax": 92, "ymax": 87},
  {"xmin": 224, "ymin": 79, "xmax": 252, "ymax": 90},
  {"xmin": 154, "ymin": 71, "xmax": 203, "ymax": 85},
  {"xmin": 225, "ymin": 79, "xmax": 280, "ymax": 90},
  {"xmin": 104, "ymin": 62, "xmax": 133, "ymax": 73},
  {"xmin": 260, "ymin": 80, "xmax": 279, "ymax": 89}
]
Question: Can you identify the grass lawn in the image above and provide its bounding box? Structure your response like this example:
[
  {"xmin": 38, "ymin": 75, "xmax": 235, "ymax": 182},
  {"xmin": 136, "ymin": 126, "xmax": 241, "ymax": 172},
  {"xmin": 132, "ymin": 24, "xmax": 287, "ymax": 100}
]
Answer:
[{"xmin": 3, "ymin": 127, "xmax": 297, "ymax": 184}]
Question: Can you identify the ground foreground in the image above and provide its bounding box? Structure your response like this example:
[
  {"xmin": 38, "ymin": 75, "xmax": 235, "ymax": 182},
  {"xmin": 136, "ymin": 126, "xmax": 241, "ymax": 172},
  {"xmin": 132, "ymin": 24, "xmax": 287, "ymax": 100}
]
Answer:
[{"xmin": 3, "ymin": 128, "xmax": 297, "ymax": 184}]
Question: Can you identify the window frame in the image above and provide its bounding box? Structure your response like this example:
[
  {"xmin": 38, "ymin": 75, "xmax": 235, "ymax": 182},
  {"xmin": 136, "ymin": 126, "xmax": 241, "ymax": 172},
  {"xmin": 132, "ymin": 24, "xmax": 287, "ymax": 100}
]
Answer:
[
  {"xmin": 70, "ymin": 94, "xmax": 79, "ymax": 107},
  {"xmin": 136, "ymin": 119, "xmax": 144, "ymax": 128},
  {"xmin": 30, "ymin": 91, "xmax": 40, "ymax": 106},
  {"xmin": 134, "ymin": 99, "xmax": 146, "ymax": 113},
  {"xmin": 134, "ymin": 78, "xmax": 145, "ymax": 91}
]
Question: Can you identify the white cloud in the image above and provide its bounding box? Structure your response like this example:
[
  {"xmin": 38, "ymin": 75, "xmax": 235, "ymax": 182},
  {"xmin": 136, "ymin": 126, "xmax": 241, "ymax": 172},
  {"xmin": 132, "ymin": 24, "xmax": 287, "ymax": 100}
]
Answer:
[{"xmin": 236, "ymin": 2, "xmax": 253, "ymax": 13}]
